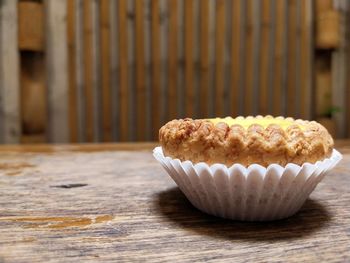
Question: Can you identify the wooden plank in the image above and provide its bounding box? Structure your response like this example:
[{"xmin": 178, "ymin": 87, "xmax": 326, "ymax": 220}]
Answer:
[
  {"xmin": 82, "ymin": 0, "xmax": 94, "ymax": 142},
  {"xmin": 230, "ymin": 0, "xmax": 241, "ymax": 117},
  {"xmin": 126, "ymin": 0, "xmax": 136, "ymax": 141},
  {"xmin": 158, "ymin": 0, "xmax": 168, "ymax": 126},
  {"xmin": 347, "ymin": 6, "xmax": 350, "ymax": 138},
  {"xmin": 0, "ymin": 142, "xmax": 157, "ymax": 152},
  {"xmin": 315, "ymin": 0, "xmax": 333, "ymax": 14},
  {"xmin": 75, "ymin": 0, "xmax": 86, "ymax": 142},
  {"xmin": 199, "ymin": 0, "xmax": 209, "ymax": 118},
  {"xmin": 259, "ymin": 0, "xmax": 270, "ymax": 115},
  {"xmin": 184, "ymin": 0, "xmax": 194, "ymax": 117},
  {"xmin": 0, "ymin": 143, "xmax": 350, "ymax": 261},
  {"xmin": 168, "ymin": 0, "xmax": 178, "ymax": 121},
  {"xmin": 91, "ymin": 0, "xmax": 102, "ymax": 142},
  {"xmin": 214, "ymin": 0, "xmax": 225, "ymax": 117},
  {"xmin": 18, "ymin": 2, "xmax": 44, "ymax": 52},
  {"xmin": 286, "ymin": 0, "xmax": 297, "ymax": 117},
  {"xmin": 135, "ymin": 0, "xmax": 146, "ymax": 141},
  {"xmin": 294, "ymin": 0, "xmax": 302, "ymax": 118},
  {"xmin": 0, "ymin": 0, "xmax": 21, "ymax": 143},
  {"xmin": 67, "ymin": 0, "xmax": 78, "ymax": 142},
  {"xmin": 45, "ymin": 0, "xmax": 69, "ymax": 143},
  {"xmin": 316, "ymin": 10, "xmax": 341, "ymax": 49},
  {"xmin": 251, "ymin": 0, "xmax": 261, "ymax": 116},
  {"xmin": 151, "ymin": 0, "xmax": 161, "ymax": 139},
  {"xmin": 300, "ymin": 0, "xmax": 313, "ymax": 119},
  {"xmin": 118, "ymin": 0, "xmax": 129, "ymax": 141},
  {"xmin": 244, "ymin": 0, "xmax": 254, "ymax": 116},
  {"xmin": 267, "ymin": 0, "xmax": 276, "ymax": 114},
  {"xmin": 109, "ymin": 0, "xmax": 119, "ymax": 141},
  {"xmin": 100, "ymin": 0, "xmax": 112, "ymax": 142},
  {"xmin": 272, "ymin": 0, "xmax": 285, "ymax": 116}
]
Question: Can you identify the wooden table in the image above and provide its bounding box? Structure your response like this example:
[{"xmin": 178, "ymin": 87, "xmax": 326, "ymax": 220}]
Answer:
[{"xmin": 0, "ymin": 141, "xmax": 349, "ymax": 263}]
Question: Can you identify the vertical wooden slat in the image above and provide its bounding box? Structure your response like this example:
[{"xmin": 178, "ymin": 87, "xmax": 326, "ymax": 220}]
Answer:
[
  {"xmin": 158, "ymin": 0, "xmax": 167, "ymax": 126},
  {"xmin": 46, "ymin": 0, "xmax": 69, "ymax": 143},
  {"xmin": 244, "ymin": 0, "xmax": 254, "ymax": 115},
  {"xmin": 127, "ymin": 0, "xmax": 136, "ymax": 141},
  {"xmin": 135, "ymin": 0, "xmax": 146, "ymax": 141},
  {"xmin": 259, "ymin": 0, "xmax": 271, "ymax": 115},
  {"xmin": 67, "ymin": 0, "xmax": 78, "ymax": 142},
  {"xmin": 0, "ymin": 0, "xmax": 20, "ymax": 143},
  {"xmin": 267, "ymin": 0, "xmax": 276, "ymax": 114},
  {"xmin": 151, "ymin": 0, "xmax": 161, "ymax": 139},
  {"xmin": 300, "ymin": 0, "xmax": 313, "ymax": 119},
  {"xmin": 144, "ymin": 0, "xmax": 152, "ymax": 140},
  {"xmin": 168, "ymin": 0, "xmax": 178, "ymax": 120},
  {"xmin": 295, "ymin": 0, "xmax": 302, "ymax": 118},
  {"xmin": 193, "ymin": 0, "xmax": 200, "ymax": 118},
  {"xmin": 214, "ymin": 0, "xmax": 225, "ymax": 117},
  {"xmin": 82, "ymin": 0, "xmax": 94, "ymax": 141},
  {"xmin": 184, "ymin": 0, "xmax": 194, "ymax": 117},
  {"xmin": 75, "ymin": 0, "xmax": 86, "ymax": 142},
  {"xmin": 199, "ymin": 0, "xmax": 209, "ymax": 118},
  {"xmin": 272, "ymin": 0, "xmax": 286, "ymax": 116},
  {"xmin": 110, "ymin": 0, "xmax": 119, "ymax": 140},
  {"xmin": 118, "ymin": 0, "xmax": 128, "ymax": 141},
  {"xmin": 92, "ymin": 0, "xmax": 102, "ymax": 142},
  {"xmin": 286, "ymin": 0, "xmax": 297, "ymax": 117},
  {"xmin": 332, "ymin": 3, "xmax": 347, "ymax": 138},
  {"xmin": 230, "ymin": 0, "xmax": 241, "ymax": 117},
  {"xmin": 100, "ymin": 0, "xmax": 112, "ymax": 141},
  {"xmin": 207, "ymin": 0, "xmax": 215, "ymax": 116},
  {"xmin": 252, "ymin": 0, "xmax": 261, "ymax": 115},
  {"xmin": 347, "ymin": 4, "xmax": 350, "ymax": 138}
]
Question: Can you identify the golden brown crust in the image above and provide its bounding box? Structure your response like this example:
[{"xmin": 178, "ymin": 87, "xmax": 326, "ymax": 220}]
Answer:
[{"xmin": 159, "ymin": 116, "xmax": 334, "ymax": 167}]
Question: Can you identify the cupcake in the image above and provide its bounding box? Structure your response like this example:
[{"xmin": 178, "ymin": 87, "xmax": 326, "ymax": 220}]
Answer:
[{"xmin": 153, "ymin": 116, "xmax": 342, "ymax": 221}]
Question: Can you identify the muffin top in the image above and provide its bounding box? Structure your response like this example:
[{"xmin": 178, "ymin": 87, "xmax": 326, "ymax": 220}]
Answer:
[{"xmin": 159, "ymin": 116, "xmax": 334, "ymax": 167}]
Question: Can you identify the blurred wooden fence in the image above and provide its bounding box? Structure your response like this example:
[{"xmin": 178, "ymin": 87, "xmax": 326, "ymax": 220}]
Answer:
[{"xmin": 0, "ymin": 0, "xmax": 349, "ymax": 143}]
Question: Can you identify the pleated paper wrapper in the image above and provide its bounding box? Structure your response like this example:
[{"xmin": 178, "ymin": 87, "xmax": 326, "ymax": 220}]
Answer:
[{"xmin": 153, "ymin": 147, "xmax": 342, "ymax": 221}]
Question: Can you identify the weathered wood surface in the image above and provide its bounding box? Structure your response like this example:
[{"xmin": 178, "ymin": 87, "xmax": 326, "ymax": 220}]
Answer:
[{"xmin": 0, "ymin": 142, "xmax": 349, "ymax": 262}]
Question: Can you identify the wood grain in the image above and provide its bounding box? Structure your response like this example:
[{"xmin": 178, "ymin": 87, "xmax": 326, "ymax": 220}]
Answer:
[
  {"xmin": 100, "ymin": 0, "xmax": 112, "ymax": 142},
  {"xmin": 0, "ymin": 142, "xmax": 349, "ymax": 262},
  {"xmin": 347, "ymin": 7, "xmax": 350, "ymax": 138},
  {"xmin": 300, "ymin": 0, "xmax": 312, "ymax": 120},
  {"xmin": 135, "ymin": 0, "xmax": 146, "ymax": 141},
  {"xmin": 272, "ymin": 0, "xmax": 285, "ymax": 116},
  {"xmin": 214, "ymin": 0, "xmax": 225, "ymax": 117},
  {"xmin": 244, "ymin": 0, "xmax": 254, "ymax": 116},
  {"xmin": 0, "ymin": 0, "xmax": 21, "ymax": 143},
  {"xmin": 67, "ymin": 0, "xmax": 78, "ymax": 142},
  {"xmin": 259, "ymin": 0, "xmax": 271, "ymax": 115},
  {"xmin": 168, "ymin": 0, "xmax": 178, "ymax": 120},
  {"xmin": 230, "ymin": 0, "xmax": 241, "ymax": 117},
  {"xmin": 286, "ymin": 0, "xmax": 297, "ymax": 117},
  {"xmin": 184, "ymin": 0, "xmax": 194, "ymax": 117},
  {"xmin": 151, "ymin": 0, "xmax": 161, "ymax": 139},
  {"xmin": 45, "ymin": 0, "xmax": 69, "ymax": 143},
  {"xmin": 199, "ymin": 0, "xmax": 209, "ymax": 118},
  {"xmin": 83, "ymin": 0, "xmax": 95, "ymax": 142},
  {"xmin": 18, "ymin": 2, "xmax": 44, "ymax": 51},
  {"xmin": 118, "ymin": 0, "xmax": 129, "ymax": 141}
]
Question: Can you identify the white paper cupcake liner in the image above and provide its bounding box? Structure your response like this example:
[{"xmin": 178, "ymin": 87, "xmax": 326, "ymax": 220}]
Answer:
[{"xmin": 153, "ymin": 147, "xmax": 342, "ymax": 221}]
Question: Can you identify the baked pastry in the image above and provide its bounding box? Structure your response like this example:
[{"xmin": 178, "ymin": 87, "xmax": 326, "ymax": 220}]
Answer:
[
  {"xmin": 154, "ymin": 115, "xmax": 341, "ymax": 221},
  {"xmin": 159, "ymin": 116, "xmax": 334, "ymax": 167}
]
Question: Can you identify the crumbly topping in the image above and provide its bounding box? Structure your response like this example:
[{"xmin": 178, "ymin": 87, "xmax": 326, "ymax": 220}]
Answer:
[{"xmin": 159, "ymin": 116, "xmax": 334, "ymax": 167}]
